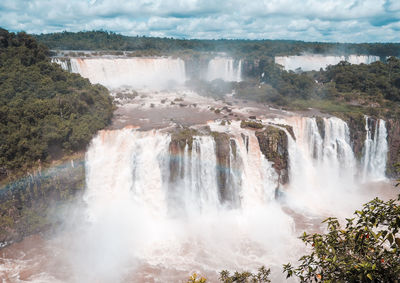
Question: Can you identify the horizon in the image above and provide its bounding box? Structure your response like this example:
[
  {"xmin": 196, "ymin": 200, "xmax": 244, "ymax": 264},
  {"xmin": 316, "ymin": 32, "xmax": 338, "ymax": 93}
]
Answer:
[
  {"xmin": 4, "ymin": 29, "xmax": 400, "ymax": 45},
  {"xmin": 1, "ymin": 0, "xmax": 400, "ymax": 43}
]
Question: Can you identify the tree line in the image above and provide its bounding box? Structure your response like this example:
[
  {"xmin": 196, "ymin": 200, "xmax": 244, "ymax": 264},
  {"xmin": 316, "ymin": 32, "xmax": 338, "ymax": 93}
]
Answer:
[{"xmin": 35, "ymin": 30, "xmax": 400, "ymax": 59}]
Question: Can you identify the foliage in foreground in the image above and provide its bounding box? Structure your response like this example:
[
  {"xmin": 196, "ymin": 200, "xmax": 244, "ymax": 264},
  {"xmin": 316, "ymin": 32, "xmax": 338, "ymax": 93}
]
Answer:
[
  {"xmin": 0, "ymin": 28, "xmax": 114, "ymax": 180},
  {"xmin": 284, "ymin": 189, "xmax": 400, "ymax": 282},
  {"xmin": 188, "ymin": 181, "xmax": 399, "ymax": 283},
  {"xmin": 187, "ymin": 266, "xmax": 271, "ymax": 283}
]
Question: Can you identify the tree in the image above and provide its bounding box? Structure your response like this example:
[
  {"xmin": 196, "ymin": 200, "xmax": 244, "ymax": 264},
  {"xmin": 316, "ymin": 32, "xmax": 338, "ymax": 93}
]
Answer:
[{"xmin": 284, "ymin": 184, "xmax": 400, "ymax": 282}]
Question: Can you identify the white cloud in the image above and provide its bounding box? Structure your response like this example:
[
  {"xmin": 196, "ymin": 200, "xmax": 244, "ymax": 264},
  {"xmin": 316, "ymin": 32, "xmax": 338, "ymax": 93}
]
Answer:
[{"xmin": 0, "ymin": 0, "xmax": 399, "ymax": 42}]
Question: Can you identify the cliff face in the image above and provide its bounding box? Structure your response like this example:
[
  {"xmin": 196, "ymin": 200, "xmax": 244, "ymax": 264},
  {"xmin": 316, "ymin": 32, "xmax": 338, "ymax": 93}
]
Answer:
[
  {"xmin": 342, "ymin": 113, "xmax": 366, "ymax": 161},
  {"xmin": 0, "ymin": 158, "xmax": 85, "ymax": 246},
  {"xmin": 387, "ymin": 119, "xmax": 400, "ymax": 177},
  {"xmin": 212, "ymin": 132, "xmax": 232, "ymax": 203},
  {"xmin": 256, "ymin": 126, "xmax": 289, "ymax": 185}
]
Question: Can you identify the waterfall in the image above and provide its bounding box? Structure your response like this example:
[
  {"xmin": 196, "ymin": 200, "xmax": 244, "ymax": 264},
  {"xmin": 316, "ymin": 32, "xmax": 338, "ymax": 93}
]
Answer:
[
  {"xmin": 206, "ymin": 57, "xmax": 242, "ymax": 82},
  {"xmin": 275, "ymin": 54, "xmax": 380, "ymax": 71},
  {"xmin": 74, "ymin": 127, "xmax": 295, "ymax": 281},
  {"xmin": 51, "ymin": 58, "xmax": 70, "ymax": 71},
  {"xmin": 283, "ymin": 117, "xmax": 359, "ymax": 215},
  {"xmin": 53, "ymin": 57, "xmax": 187, "ymax": 89},
  {"xmin": 10, "ymin": 117, "xmax": 390, "ymax": 282},
  {"xmin": 169, "ymin": 136, "xmax": 220, "ymax": 214},
  {"xmin": 362, "ymin": 117, "xmax": 388, "ymax": 181}
]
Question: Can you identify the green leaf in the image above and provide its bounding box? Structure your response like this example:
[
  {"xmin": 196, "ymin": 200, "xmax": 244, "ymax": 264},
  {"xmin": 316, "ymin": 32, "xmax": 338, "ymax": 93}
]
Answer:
[
  {"xmin": 388, "ymin": 233, "xmax": 394, "ymax": 245},
  {"xmin": 367, "ymin": 273, "xmax": 373, "ymax": 281}
]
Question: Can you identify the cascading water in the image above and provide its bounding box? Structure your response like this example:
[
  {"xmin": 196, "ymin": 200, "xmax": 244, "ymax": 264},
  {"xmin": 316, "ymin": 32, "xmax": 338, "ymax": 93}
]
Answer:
[
  {"xmin": 362, "ymin": 117, "xmax": 388, "ymax": 181},
  {"xmin": 275, "ymin": 54, "xmax": 380, "ymax": 71},
  {"xmin": 206, "ymin": 57, "xmax": 242, "ymax": 82},
  {"xmin": 280, "ymin": 116, "xmax": 371, "ymax": 216},
  {"xmin": 55, "ymin": 57, "xmax": 187, "ymax": 89},
  {"xmin": 51, "ymin": 58, "xmax": 70, "ymax": 71},
  {"xmin": 169, "ymin": 136, "xmax": 220, "ymax": 214},
  {"xmin": 1, "ymin": 115, "xmax": 391, "ymax": 282},
  {"xmin": 66, "ymin": 126, "xmax": 297, "ymax": 282}
]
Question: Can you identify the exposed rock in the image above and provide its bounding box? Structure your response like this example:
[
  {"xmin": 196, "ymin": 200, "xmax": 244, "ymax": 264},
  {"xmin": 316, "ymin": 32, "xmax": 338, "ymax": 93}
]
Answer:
[
  {"xmin": 211, "ymin": 132, "xmax": 231, "ymax": 203},
  {"xmin": 271, "ymin": 123, "xmax": 296, "ymax": 140},
  {"xmin": 387, "ymin": 118, "xmax": 400, "ymax": 178},
  {"xmin": 168, "ymin": 127, "xmax": 200, "ymax": 182},
  {"xmin": 0, "ymin": 157, "xmax": 85, "ymax": 246},
  {"xmin": 340, "ymin": 113, "xmax": 366, "ymax": 160},
  {"xmin": 240, "ymin": 120, "xmax": 264, "ymax": 129},
  {"xmin": 241, "ymin": 133, "xmax": 249, "ymax": 152},
  {"xmin": 115, "ymin": 90, "xmax": 138, "ymax": 100},
  {"xmin": 315, "ymin": 116, "xmax": 325, "ymax": 140},
  {"xmin": 256, "ymin": 126, "xmax": 289, "ymax": 184}
]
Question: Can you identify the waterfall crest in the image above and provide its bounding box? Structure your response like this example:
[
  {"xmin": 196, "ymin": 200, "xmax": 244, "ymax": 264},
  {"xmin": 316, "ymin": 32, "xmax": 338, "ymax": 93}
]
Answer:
[
  {"xmin": 275, "ymin": 54, "xmax": 380, "ymax": 71},
  {"xmin": 206, "ymin": 57, "xmax": 242, "ymax": 82},
  {"xmin": 54, "ymin": 57, "xmax": 187, "ymax": 89}
]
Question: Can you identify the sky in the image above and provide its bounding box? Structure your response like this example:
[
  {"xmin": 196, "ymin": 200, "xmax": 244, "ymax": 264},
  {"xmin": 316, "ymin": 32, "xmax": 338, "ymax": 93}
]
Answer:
[{"xmin": 1, "ymin": 0, "xmax": 400, "ymax": 42}]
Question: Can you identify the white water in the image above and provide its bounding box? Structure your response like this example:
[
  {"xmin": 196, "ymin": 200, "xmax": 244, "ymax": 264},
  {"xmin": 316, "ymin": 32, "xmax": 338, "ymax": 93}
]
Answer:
[
  {"xmin": 67, "ymin": 127, "xmax": 296, "ymax": 282},
  {"xmin": 362, "ymin": 117, "xmax": 388, "ymax": 181},
  {"xmin": 51, "ymin": 58, "xmax": 70, "ymax": 71},
  {"xmin": 280, "ymin": 117, "xmax": 361, "ymax": 216},
  {"xmin": 57, "ymin": 57, "xmax": 187, "ymax": 89},
  {"xmin": 206, "ymin": 57, "xmax": 242, "ymax": 82},
  {"xmin": 1, "ymin": 115, "xmax": 391, "ymax": 282},
  {"xmin": 275, "ymin": 54, "xmax": 380, "ymax": 71},
  {"xmin": 70, "ymin": 117, "xmax": 386, "ymax": 281}
]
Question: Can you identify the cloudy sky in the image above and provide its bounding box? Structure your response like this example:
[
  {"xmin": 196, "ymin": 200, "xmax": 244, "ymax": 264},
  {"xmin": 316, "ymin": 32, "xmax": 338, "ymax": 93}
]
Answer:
[{"xmin": 1, "ymin": 0, "xmax": 400, "ymax": 42}]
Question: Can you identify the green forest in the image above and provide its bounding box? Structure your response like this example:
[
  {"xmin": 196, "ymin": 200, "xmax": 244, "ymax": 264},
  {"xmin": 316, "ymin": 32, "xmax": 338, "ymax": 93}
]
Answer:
[
  {"xmin": 0, "ymin": 28, "xmax": 114, "ymax": 181},
  {"xmin": 35, "ymin": 30, "xmax": 400, "ymax": 59},
  {"xmin": 233, "ymin": 56, "xmax": 400, "ymax": 119}
]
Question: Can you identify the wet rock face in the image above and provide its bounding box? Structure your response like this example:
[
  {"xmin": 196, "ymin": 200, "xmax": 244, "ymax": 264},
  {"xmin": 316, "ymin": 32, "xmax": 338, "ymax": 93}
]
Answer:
[
  {"xmin": 0, "ymin": 158, "xmax": 85, "ymax": 246},
  {"xmin": 387, "ymin": 119, "xmax": 400, "ymax": 178},
  {"xmin": 256, "ymin": 126, "xmax": 289, "ymax": 184},
  {"xmin": 212, "ymin": 132, "xmax": 231, "ymax": 203},
  {"xmin": 342, "ymin": 113, "xmax": 366, "ymax": 160},
  {"xmin": 315, "ymin": 117, "xmax": 325, "ymax": 140},
  {"xmin": 168, "ymin": 127, "xmax": 200, "ymax": 183}
]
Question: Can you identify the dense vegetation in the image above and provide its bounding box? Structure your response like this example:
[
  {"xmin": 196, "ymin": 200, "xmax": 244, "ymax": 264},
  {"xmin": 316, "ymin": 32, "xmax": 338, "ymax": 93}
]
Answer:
[
  {"xmin": 234, "ymin": 57, "xmax": 400, "ymax": 119},
  {"xmin": 0, "ymin": 28, "xmax": 114, "ymax": 181},
  {"xmin": 35, "ymin": 30, "xmax": 400, "ymax": 59}
]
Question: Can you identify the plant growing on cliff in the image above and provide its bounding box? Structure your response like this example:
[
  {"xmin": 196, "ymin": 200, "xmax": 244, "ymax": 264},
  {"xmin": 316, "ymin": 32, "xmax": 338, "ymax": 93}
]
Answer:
[
  {"xmin": 240, "ymin": 120, "xmax": 264, "ymax": 129},
  {"xmin": 283, "ymin": 190, "xmax": 400, "ymax": 282}
]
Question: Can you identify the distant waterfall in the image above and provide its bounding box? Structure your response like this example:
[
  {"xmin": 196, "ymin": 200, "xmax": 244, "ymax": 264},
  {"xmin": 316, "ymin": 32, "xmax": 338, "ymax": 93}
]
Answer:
[
  {"xmin": 53, "ymin": 57, "xmax": 187, "ymax": 89},
  {"xmin": 362, "ymin": 117, "xmax": 388, "ymax": 181},
  {"xmin": 206, "ymin": 57, "xmax": 242, "ymax": 82},
  {"xmin": 275, "ymin": 54, "xmax": 380, "ymax": 71}
]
